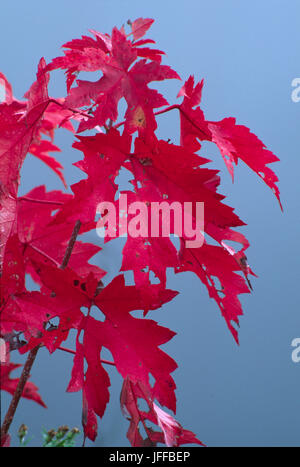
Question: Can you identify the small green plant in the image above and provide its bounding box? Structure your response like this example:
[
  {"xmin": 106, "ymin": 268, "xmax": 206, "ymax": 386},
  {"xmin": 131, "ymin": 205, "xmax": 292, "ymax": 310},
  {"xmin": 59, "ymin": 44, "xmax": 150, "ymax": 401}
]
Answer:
[
  {"xmin": 17, "ymin": 424, "xmax": 80, "ymax": 447},
  {"xmin": 18, "ymin": 424, "xmax": 31, "ymax": 447},
  {"xmin": 42, "ymin": 425, "xmax": 80, "ymax": 447}
]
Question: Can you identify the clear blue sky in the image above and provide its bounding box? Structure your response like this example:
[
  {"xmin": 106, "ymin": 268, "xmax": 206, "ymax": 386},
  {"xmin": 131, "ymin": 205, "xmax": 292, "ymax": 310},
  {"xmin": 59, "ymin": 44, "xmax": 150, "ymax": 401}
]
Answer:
[{"xmin": 1, "ymin": 0, "xmax": 299, "ymax": 447}]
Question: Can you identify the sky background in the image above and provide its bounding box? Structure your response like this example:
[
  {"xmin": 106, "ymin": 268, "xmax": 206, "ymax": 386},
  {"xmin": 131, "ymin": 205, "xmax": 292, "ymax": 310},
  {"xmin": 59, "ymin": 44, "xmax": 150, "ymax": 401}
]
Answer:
[{"xmin": 1, "ymin": 0, "xmax": 299, "ymax": 447}]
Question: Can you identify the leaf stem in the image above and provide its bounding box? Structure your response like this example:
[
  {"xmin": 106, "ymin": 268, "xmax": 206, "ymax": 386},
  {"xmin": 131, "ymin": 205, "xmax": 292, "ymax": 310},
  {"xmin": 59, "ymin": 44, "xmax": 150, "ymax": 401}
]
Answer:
[
  {"xmin": 113, "ymin": 104, "xmax": 210, "ymax": 139},
  {"xmin": 57, "ymin": 346, "xmax": 116, "ymax": 367},
  {"xmin": 48, "ymin": 98, "xmax": 93, "ymax": 122},
  {"xmin": 18, "ymin": 196, "xmax": 65, "ymax": 206}
]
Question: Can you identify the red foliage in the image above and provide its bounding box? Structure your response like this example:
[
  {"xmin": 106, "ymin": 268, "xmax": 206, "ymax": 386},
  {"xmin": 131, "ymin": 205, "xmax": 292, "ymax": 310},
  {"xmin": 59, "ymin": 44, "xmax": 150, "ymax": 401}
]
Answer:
[
  {"xmin": 0, "ymin": 18, "xmax": 281, "ymax": 446},
  {"xmin": 1, "ymin": 355, "xmax": 46, "ymax": 409}
]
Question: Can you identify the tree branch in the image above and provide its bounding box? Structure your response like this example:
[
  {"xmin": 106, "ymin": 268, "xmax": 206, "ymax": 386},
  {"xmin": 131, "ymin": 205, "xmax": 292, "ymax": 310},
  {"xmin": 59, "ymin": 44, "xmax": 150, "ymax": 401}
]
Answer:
[
  {"xmin": 60, "ymin": 220, "xmax": 81, "ymax": 270},
  {"xmin": 0, "ymin": 345, "xmax": 39, "ymax": 445}
]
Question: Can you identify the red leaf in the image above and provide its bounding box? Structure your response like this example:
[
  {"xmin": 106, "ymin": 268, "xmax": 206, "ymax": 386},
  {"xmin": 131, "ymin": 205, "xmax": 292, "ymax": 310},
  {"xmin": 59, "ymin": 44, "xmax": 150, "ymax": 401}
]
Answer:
[
  {"xmin": 29, "ymin": 140, "xmax": 67, "ymax": 188},
  {"xmin": 46, "ymin": 23, "xmax": 179, "ymax": 137},
  {"xmin": 82, "ymin": 391, "xmax": 98, "ymax": 442},
  {"xmin": 176, "ymin": 242, "xmax": 251, "ymax": 344},
  {"xmin": 120, "ymin": 378, "xmax": 204, "ymax": 447},
  {"xmin": 51, "ymin": 129, "xmax": 131, "ymax": 225},
  {"xmin": 0, "ymin": 353, "xmax": 46, "ymax": 408},
  {"xmin": 178, "ymin": 76, "xmax": 282, "ymax": 209},
  {"xmin": 17, "ymin": 185, "xmax": 105, "ymax": 281},
  {"xmin": 153, "ymin": 403, "xmax": 204, "ymax": 447},
  {"xmin": 131, "ymin": 18, "xmax": 154, "ymax": 41},
  {"xmin": 0, "ymin": 59, "xmax": 51, "ymax": 262},
  {"xmin": 0, "ymin": 72, "xmax": 13, "ymax": 104},
  {"xmin": 208, "ymin": 118, "xmax": 282, "ymax": 209}
]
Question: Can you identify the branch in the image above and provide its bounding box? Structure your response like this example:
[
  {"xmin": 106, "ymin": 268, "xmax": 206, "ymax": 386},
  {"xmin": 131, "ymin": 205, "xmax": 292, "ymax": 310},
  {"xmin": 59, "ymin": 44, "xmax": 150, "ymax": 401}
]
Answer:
[
  {"xmin": 0, "ymin": 345, "xmax": 39, "ymax": 445},
  {"xmin": 60, "ymin": 220, "xmax": 81, "ymax": 270}
]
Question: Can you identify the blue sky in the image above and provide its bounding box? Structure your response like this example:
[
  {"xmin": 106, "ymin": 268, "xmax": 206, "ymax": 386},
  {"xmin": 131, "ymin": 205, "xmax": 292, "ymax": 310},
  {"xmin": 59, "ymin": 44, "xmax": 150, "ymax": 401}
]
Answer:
[{"xmin": 1, "ymin": 0, "xmax": 299, "ymax": 447}]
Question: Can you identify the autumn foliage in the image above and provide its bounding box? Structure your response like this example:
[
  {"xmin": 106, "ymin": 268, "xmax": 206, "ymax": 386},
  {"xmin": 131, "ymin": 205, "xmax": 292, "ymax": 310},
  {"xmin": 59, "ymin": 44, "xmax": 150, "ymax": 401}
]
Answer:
[{"xmin": 0, "ymin": 18, "xmax": 281, "ymax": 447}]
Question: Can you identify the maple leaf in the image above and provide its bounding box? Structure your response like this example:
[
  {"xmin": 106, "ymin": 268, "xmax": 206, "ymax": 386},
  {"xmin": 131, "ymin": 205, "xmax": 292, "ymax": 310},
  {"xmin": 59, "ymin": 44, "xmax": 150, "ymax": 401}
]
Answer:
[
  {"xmin": 28, "ymin": 140, "xmax": 66, "ymax": 187},
  {"xmin": 0, "ymin": 65, "xmax": 74, "ymax": 193},
  {"xmin": 92, "ymin": 279, "xmax": 178, "ymax": 413},
  {"xmin": 153, "ymin": 403, "xmax": 204, "ymax": 447},
  {"xmin": 98, "ymin": 188, "xmax": 180, "ymax": 301},
  {"xmin": 51, "ymin": 129, "xmax": 131, "ymax": 225},
  {"xmin": 0, "ymin": 348, "xmax": 46, "ymax": 408},
  {"xmin": 130, "ymin": 137, "xmax": 246, "ymax": 247},
  {"xmin": 0, "ymin": 72, "xmax": 13, "ymax": 104},
  {"xmin": 120, "ymin": 235, "xmax": 180, "ymax": 311},
  {"xmin": 178, "ymin": 76, "xmax": 282, "ymax": 209},
  {"xmin": 17, "ymin": 263, "xmax": 98, "ymax": 354},
  {"xmin": 22, "ymin": 257, "xmax": 178, "ymax": 440},
  {"xmin": 95, "ymin": 135, "xmax": 252, "ymax": 339},
  {"xmin": 120, "ymin": 378, "xmax": 204, "ymax": 447},
  {"xmin": 176, "ymin": 242, "xmax": 251, "ymax": 344},
  {"xmin": 67, "ymin": 337, "xmax": 109, "ymax": 442},
  {"xmin": 46, "ymin": 23, "xmax": 180, "ymax": 137},
  {"xmin": 129, "ymin": 18, "xmax": 155, "ymax": 41},
  {"xmin": 26, "ymin": 98, "xmax": 76, "ymax": 189},
  {"xmin": 0, "ymin": 59, "xmax": 60, "ymax": 263},
  {"xmin": 208, "ymin": 118, "xmax": 282, "ymax": 209},
  {"xmin": 0, "ymin": 193, "xmax": 17, "ymax": 272},
  {"xmin": 0, "ymin": 189, "xmax": 105, "ymax": 340},
  {"xmin": 15, "ymin": 248, "xmax": 178, "ymax": 441},
  {"xmin": 0, "ymin": 234, "xmax": 61, "ymax": 338},
  {"xmin": 17, "ymin": 185, "xmax": 105, "ymax": 281}
]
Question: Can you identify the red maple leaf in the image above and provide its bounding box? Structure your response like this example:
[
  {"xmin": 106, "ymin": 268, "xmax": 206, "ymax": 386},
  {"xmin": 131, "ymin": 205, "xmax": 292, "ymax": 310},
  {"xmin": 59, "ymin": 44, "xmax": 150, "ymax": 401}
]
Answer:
[
  {"xmin": 178, "ymin": 75, "xmax": 282, "ymax": 209},
  {"xmin": 130, "ymin": 18, "xmax": 154, "ymax": 41},
  {"xmin": 46, "ymin": 24, "xmax": 180, "ymax": 138},
  {"xmin": 17, "ymin": 254, "xmax": 178, "ymax": 441},
  {"xmin": 0, "ymin": 344, "xmax": 46, "ymax": 408},
  {"xmin": 120, "ymin": 378, "xmax": 204, "ymax": 447},
  {"xmin": 93, "ymin": 135, "xmax": 252, "ymax": 340},
  {"xmin": 0, "ymin": 59, "xmax": 77, "ymax": 264}
]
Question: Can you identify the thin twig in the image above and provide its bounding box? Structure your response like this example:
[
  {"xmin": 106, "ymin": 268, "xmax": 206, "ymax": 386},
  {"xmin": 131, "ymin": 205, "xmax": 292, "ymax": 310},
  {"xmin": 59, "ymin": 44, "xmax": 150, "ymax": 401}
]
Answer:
[
  {"xmin": 60, "ymin": 220, "xmax": 81, "ymax": 270},
  {"xmin": 0, "ymin": 346, "xmax": 39, "ymax": 445},
  {"xmin": 57, "ymin": 346, "xmax": 116, "ymax": 367},
  {"xmin": 48, "ymin": 98, "xmax": 94, "ymax": 122},
  {"xmin": 114, "ymin": 104, "xmax": 211, "ymax": 139}
]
